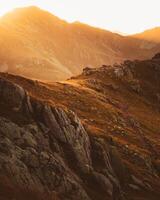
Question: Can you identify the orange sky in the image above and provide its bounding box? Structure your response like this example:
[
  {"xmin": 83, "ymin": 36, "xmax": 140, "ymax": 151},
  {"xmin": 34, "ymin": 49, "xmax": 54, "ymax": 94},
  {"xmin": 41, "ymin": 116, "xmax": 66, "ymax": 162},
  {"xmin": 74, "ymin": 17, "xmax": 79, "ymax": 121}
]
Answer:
[{"xmin": 0, "ymin": 0, "xmax": 160, "ymax": 35}]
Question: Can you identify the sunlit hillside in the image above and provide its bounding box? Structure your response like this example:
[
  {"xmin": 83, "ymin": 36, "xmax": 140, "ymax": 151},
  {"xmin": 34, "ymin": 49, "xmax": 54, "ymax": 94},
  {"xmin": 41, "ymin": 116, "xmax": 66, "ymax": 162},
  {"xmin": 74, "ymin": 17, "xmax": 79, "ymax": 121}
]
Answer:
[
  {"xmin": 0, "ymin": 6, "xmax": 159, "ymax": 81},
  {"xmin": 0, "ymin": 3, "xmax": 160, "ymax": 200},
  {"xmin": 133, "ymin": 27, "xmax": 160, "ymax": 43},
  {"xmin": 0, "ymin": 53, "xmax": 160, "ymax": 200}
]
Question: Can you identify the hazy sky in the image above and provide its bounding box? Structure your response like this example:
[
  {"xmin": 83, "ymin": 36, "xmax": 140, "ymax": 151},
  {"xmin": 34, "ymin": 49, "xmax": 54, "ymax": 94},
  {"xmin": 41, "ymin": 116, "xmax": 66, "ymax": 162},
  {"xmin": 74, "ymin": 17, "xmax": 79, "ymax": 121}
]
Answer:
[{"xmin": 0, "ymin": 0, "xmax": 160, "ymax": 34}]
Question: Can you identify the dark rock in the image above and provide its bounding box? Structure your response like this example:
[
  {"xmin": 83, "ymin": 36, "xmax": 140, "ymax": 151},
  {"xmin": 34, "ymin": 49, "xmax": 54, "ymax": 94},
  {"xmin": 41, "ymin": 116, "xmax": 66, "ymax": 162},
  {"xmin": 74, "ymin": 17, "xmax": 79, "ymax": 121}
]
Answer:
[
  {"xmin": 0, "ymin": 78, "xmax": 124, "ymax": 200},
  {"xmin": 0, "ymin": 78, "xmax": 25, "ymax": 111},
  {"xmin": 82, "ymin": 67, "xmax": 94, "ymax": 76},
  {"xmin": 152, "ymin": 53, "xmax": 160, "ymax": 60}
]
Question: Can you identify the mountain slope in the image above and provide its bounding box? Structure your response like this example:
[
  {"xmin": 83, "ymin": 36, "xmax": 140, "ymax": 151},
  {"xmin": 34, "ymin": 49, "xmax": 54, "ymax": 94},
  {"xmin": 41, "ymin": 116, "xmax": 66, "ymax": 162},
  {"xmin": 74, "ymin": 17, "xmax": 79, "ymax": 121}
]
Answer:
[
  {"xmin": 0, "ymin": 54, "xmax": 160, "ymax": 200},
  {"xmin": 0, "ymin": 6, "xmax": 159, "ymax": 81},
  {"xmin": 133, "ymin": 27, "xmax": 160, "ymax": 43}
]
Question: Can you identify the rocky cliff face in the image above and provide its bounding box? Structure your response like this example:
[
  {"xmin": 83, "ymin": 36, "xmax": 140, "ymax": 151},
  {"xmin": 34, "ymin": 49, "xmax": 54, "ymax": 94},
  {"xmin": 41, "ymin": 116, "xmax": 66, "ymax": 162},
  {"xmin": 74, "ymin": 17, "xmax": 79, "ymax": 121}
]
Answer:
[{"xmin": 0, "ymin": 77, "xmax": 124, "ymax": 200}]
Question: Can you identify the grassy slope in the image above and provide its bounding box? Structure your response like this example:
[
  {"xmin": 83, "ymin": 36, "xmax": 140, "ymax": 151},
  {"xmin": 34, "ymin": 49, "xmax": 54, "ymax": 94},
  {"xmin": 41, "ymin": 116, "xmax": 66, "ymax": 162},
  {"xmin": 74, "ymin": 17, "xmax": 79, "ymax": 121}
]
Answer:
[{"xmin": 0, "ymin": 57, "xmax": 160, "ymax": 199}]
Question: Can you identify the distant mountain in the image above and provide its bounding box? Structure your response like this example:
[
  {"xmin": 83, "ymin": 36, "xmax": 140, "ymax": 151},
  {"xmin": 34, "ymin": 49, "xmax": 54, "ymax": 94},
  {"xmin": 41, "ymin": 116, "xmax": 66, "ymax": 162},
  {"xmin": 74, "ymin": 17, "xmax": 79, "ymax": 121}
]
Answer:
[
  {"xmin": 133, "ymin": 27, "xmax": 160, "ymax": 43},
  {"xmin": 0, "ymin": 6, "xmax": 159, "ymax": 81}
]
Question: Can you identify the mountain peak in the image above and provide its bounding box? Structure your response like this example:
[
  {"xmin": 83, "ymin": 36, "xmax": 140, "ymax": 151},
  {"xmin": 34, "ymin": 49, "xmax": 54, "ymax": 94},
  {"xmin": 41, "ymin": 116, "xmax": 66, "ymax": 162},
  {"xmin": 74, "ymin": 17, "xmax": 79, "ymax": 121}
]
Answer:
[
  {"xmin": 14, "ymin": 5, "xmax": 41, "ymax": 12},
  {"xmin": 1, "ymin": 5, "xmax": 66, "ymax": 25},
  {"xmin": 2, "ymin": 6, "xmax": 42, "ymax": 17}
]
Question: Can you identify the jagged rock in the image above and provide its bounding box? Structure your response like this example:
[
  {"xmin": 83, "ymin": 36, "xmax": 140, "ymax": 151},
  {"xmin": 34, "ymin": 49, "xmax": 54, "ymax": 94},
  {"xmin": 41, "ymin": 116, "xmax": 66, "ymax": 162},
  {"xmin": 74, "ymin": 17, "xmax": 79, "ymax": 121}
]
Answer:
[
  {"xmin": 41, "ymin": 105, "xmax": 92, "ymax": 173},
  {"xmin": 22, "ymin": 132, "xmax": 37, "ymax": 148},
  {"xmin": 129, "ymin": 184, "xmax": 140, "ymax": 190},
  {"xmin": 152, "ymin": 53, "xmax": 160, "ymax": 60},
  {"xmin": 114, "ymin": 68, "xmax": 124, "ymax": 78},
  {"xmin": 153, "ymin": 159, "xmax": 160, "ymax": 175},
  {"xmin": 0, "ymin": 117, "xmax": 21, "ymax": 140},
  {"xmin": 82, "ymin": 67, "xmax": 94, "ymax": 76},
  {"xmin": 0, "ymin": 77, "xmax": 126, "ymax": 200},
  {"xmin": 131, "ymin": 175, "xmax": 145, "ymax": 188},
  {"xmin": 90, "ymin": 137, "xmax": 123, "ymax": 198},
  {"xmin": 0, "ymin": 115, "xmax": 92, "ymax": 200},
  {"xmin": 109, "ymin": 146, "xmax": 127, "ymax": 186},
  {"xmin": 128, "ymin": 79, "xmax": 141, "ymax": 93},
  {"xmin": 0, "ymin": 138, "xmax": 13, "ymax": 156},
  {"xmin": 0, "ymin": 78, "xmax": 92, "ymax": 199},
  {"xmin": 91, "ymin": 171, "xmax": 113, "ymax": 196},
  {"xmin": 156, "ymin": 93, "xmax": 160, "ymax": 102},
  {"xmin": 0, "ymin": 78, "xmax": 25, "ymax": 111},
  {"xmin": 0, "ymin": 78, "xmax": 92, "ymax": 200}
]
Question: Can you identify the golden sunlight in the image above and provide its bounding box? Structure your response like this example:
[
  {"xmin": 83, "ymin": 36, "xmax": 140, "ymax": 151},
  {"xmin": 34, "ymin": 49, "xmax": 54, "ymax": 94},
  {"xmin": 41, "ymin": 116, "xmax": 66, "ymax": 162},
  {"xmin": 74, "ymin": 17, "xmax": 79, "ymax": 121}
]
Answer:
[{"xmin": 0, "ymin": 0, "xmax": 160, "ymax": 34}]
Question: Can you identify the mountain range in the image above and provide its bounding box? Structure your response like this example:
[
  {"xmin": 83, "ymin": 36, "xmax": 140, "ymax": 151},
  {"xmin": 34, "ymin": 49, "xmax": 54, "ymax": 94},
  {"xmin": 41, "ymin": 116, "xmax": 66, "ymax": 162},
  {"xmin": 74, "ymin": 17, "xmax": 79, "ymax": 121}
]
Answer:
[{"xmin": 0, "ymin": 6, "xmax": 160, "ymax": 81}]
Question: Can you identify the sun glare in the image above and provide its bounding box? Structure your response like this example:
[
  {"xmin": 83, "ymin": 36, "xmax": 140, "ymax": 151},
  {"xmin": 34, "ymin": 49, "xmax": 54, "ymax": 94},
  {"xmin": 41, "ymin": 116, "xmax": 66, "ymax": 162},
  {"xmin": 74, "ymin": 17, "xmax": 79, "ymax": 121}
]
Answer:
[{"xmin": 0, "ymin": 0, "xmax": 160, "ymax": 35}]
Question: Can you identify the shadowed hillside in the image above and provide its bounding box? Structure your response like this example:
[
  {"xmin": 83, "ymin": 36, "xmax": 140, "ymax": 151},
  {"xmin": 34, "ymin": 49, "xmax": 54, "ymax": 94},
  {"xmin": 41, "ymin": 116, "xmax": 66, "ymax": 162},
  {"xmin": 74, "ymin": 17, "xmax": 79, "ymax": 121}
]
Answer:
[{"xmin": 0, "ymin": 6, "xmax": 160, "ymax": 81}]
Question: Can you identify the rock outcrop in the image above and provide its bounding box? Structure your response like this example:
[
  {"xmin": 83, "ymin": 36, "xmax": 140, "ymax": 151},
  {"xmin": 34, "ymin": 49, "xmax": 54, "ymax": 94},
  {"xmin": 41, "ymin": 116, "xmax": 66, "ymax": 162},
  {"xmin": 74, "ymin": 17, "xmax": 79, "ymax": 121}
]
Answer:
[
  {"xmin": 0, "ymin": 54, "xmax": 160, "ymax": 200},
  {"xmin": 152, "ymin": 52, "xmax": 160, "ymax": 60},
  {"xmin": 0, "ymin": 78, "xmax": 123, "ymax": 200}
]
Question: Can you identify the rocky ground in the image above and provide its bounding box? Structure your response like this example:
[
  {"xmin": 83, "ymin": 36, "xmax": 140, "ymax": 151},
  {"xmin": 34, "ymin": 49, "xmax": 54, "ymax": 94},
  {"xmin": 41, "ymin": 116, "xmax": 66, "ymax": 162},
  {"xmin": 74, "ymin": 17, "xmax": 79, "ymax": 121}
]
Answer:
[{"xmin": 0, "ymin": 54, "xmax": 160, "ymax": 200}]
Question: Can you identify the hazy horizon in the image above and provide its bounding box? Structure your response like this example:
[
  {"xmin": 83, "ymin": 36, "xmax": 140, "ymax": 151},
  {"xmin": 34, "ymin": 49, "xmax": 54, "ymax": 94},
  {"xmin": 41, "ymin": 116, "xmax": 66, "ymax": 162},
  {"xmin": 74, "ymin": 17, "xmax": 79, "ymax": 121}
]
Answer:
[{"xmin": 0, "ymin": 0, "xmax": 160, "ymax": 35}]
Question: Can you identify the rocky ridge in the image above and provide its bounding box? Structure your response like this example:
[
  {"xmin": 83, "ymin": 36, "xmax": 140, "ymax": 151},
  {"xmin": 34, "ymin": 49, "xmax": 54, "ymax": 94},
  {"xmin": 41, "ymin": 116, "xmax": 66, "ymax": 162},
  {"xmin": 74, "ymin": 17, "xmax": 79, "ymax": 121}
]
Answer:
[
  {"xmin": 0, "ymin": 54, "xmax": 160, "ymax": 200},
  {"xmin": 0, "ymin": 77, "xmax": 124, "ymax": 200}
]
